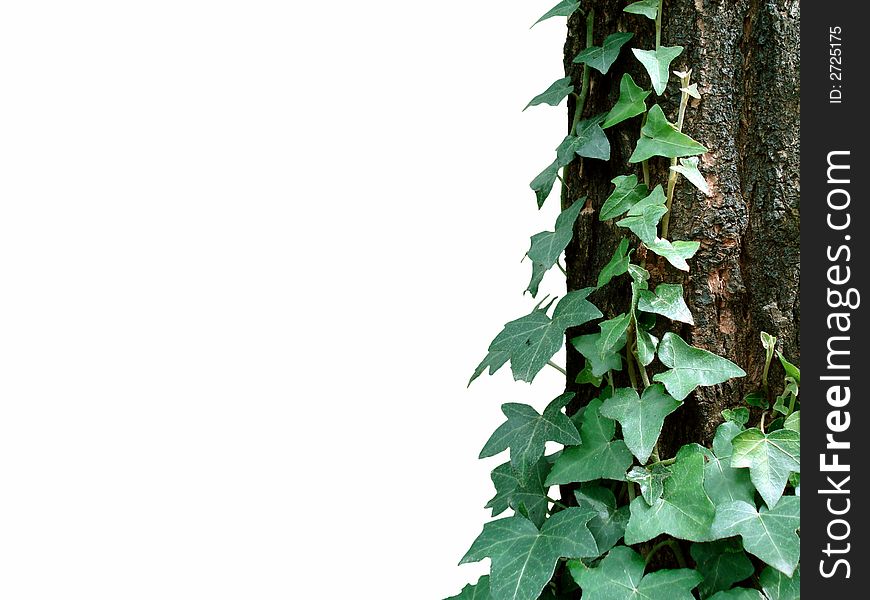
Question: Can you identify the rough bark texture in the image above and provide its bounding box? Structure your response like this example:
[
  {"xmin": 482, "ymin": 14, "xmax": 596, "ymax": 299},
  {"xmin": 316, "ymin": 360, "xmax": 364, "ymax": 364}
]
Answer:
[{"xmin": 562, "ymin": 0, "xmax": 799, "ymax": 451}]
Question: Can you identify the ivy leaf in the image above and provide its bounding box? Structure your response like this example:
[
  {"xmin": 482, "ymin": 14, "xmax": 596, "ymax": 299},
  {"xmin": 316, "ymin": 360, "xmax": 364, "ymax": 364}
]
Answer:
[
  {"xmin": 638, "ymin": 283, "xmax": 694, "ymax": 324},
  {"xmin": 532, "ymin": 0, "xmax": 582, "ymax": 27},
  {"xmin": 600, "ymin": 384, "xmax": 682, "ymax": 463},
  {"xmin": 599, "ymin": 312, "xmax": 632, "ymax": 355},
  {"xmin": 654, "ymin": 332, "xmax": 747, "ymax": 401},
  {"xmin": 626, "ymin": 464, "xmax": 670, "ymax": 505},
  {"xmin": 645, "ymin": 238, "xmax": 700, "ymax": 271},
  {"xmin": 630, "ymin": 104, "xmax": 708, "ymax": 162},
  {"xmin": 760, "ymin": 566, "xmax": 800, "ymax": 600},
  {"xmin": 603, "ymin": 74, "xmax": 651, "ymax": 128},
  {"xmin": 670, "ymin": 157, "xmax": 711, "ymax": 196},
  {"xmin": 597, "ymin": 238, "xmax": 631, "ymax": 288},
  {"xmin": 710, "ymin": 497, "xmax": 800, "ymax": 576},
  {"xmin": 574, "ymin": 545, "xmax": 702, "ymax": 600},
  {"xmin": 576, "ymin": 361, "xmax": 604, "ymax": 386},
  {"xmin": 486, "ymin": 457, "xmax": 551, "ymax": 528},
  {"xmin": 730, "ymin": 428, "xmax": 800, "ymax": 509},
  {"xmin": 783, "ymin": 411, "xmax": 799, "ymax": 433},
  {"xmin": 600, "ymin": 174, "xmax": 650, "ymax": 221},
  {"xmin": 701, "ymin": 420, "xmax": 756, "ymax": 506},
  {"xmin": 574, "ymin": 484, "xmax": 630, "ymax": 554},
  {"xmin": 445, "ymin": 575, "xmax": 491, "ymax": 600},
  {"xmin": 525, "ymin": 77, "xmax": 574, "ymax": 111},
  {"xmin": 546, "ymin": 398, "xmax": 633, "ymax": 484},
  {"xmin": 480, "ymin": 393, "xmax": 581, "ymax": 484},
  {"xmin": 460, "ymin": 508, "xmax": 599, "ymax": 600},
  {"xmin": 617, "ymin": 185, "xmax": 667, "ymax": 244},
  {"xmin": 624, "ymin": 0, "xmax": 660, "ymax": 19},
  {"xmin": 632, "ymin": 46, "xmax": 684, "ymax": 95},
  {"xmin": 530, "ymin": 159, "xmax": 560, "ymax": 209},
  {"xmin": 708, "ymin": 590, "xmax": 765, "ymax": 600},
  {"xmin": 573, "ymin": 32, "xmax": 634, "ymax": 75},
  {"xmin": 625, "ymin": 445, "xmax": 716, "ymax": 543},
  {"xmin": 635, "ymin": 327, "xmax": 658, "ymax": 366},
  {"xmin": 690, "ymin": 539, "xmax": 755, "ymax": 598},
  {"xmin": 557, "ymin": 116, "xmax": 611, "ymax": 163},
  {"xmin": 743, "ymin": 391, "xmax": 769, "ymax": 410},
  {"xmin": 722, "ymin": 407, "xmax": 750, "ymax": 427},
  {"xmin": 525, "ymin": 198, "xmax": 586, "ymax": 296},
  {"xmin": 572, "ymin": 332, "xmax": 624, "ymax": 377},
  {"xmin": 776, "ymin": 351, "xmax": 800, "ymax": 385}
]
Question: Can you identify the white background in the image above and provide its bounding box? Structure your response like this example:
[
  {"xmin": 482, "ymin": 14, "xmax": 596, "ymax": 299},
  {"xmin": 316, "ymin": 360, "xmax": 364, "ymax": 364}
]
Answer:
[{"xmin": 0, "ymin": 2, "xmax": 574, "ymax": 598}]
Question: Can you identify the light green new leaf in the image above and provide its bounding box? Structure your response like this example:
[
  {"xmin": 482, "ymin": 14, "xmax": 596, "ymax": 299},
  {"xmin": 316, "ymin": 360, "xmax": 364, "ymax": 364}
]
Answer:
[
  {"xmin": 635, "ymin": 327, "xmax": 658, "ymax": 366},
  {"xmin": 624, "ymin": 0, "xmax": 660, "ymax": 20},
  {"xmin": 645, "ymin": 238, "xmax": 700, "ymax": 271},
  {"xmin": 525, "ymin": 199, "xmax": 586, "ymax": 296},
  {"xmin": 626, "ymin": 465, "xmax": 670, "ymax": 506},
  {"xmin": 776, "ymin": 351, "xmax": 800, "ymax": 385},
  {"xmin": 604, "ymin": 74, "xmax": 651, "ymax": 128},
  {"xmin": 525, "ymin": 77, "xmax": 574, "ymax": 110},
  {"xmin": 558, "ymin": 116, "xmax": 611, "ymax": 163},
  {"xmin": 546, "ymin": 398, "xmax": 633, "ymax": 484},
  {"xmin": 625, "ymin": 445, "xmax": 716, "ymax": 543},
  {"xmin": 617, "ymin": 185, "xmax": 667, "ymax": 244},
  {"xmin": 701, "ymin": 421, "xmax": 755, "ymax": 506},
  {"xmin": 638, "ymin": 283, "xmax": 694, "ymax": 324},
  {"xmin": 600, "ymin": 174, "xmax": 650, "ymax": 221},
  {"xmin": 576, "ymin": 361, "xmax": 604, "ymax": 386},
  {"xmin": 654, "ymin": 332, "xmax": 746, "ymax": 401},
  {"xmin": 783, "ymin": 411, "xmax": 799, "ymax": 433},
  {"xmin": 600, "ymin": 384, "xmax": 681, "ymax": 463},
  {"xmin": 630, "ymin": 104, "xmax": 708, "ymax": 162},
  {"xmin": 486, "ymin": 458, "xmax": 551, "ymax": 528},
  {"xmin": 597, "ymin": 238, "xmax": 631, "ymax": 288},
  {"xmin": 760, "ymin": 566, "xmax": 800, "ymax": 600},
  {"xmin": 710, "ymin": 497, "xmax": 800, "ymax": 576},
  {"xmin": 574, "ymin": 545, "xmax": 702, "ymax": 600},
  {"xmin": 532, "ymin": 0, "xmax": 582, "ymax": 27},
  {"xmin": 530, "ymin": 159, "xmax": 560, "ymax": 209},
  {"xmin": 632, "ymin": 46, "xmax": 684, "ymax": 95},
  {"xmin": 572, "ymin": 332, "xmax": 624, "ymax": 377},
  {"xmin": 708, "ymin": 590, "xmax": 764, "ymax": 600},
  {"xmin": 671, "ymin": 157, "xmax": 711, "ymax": 196},
  {"xmin": 573, "ymin": 32, "xmax": 634, "ymax": 75},
  {"xmin": 690, "ymin": 539, "xmax": 755, "ymax": 599},
  {"xmin": 480, "ymin": 393, "xmax": 581, "ymax": 484},
  {"xmin": 574, "ymin": 484, "xmax": 630, "ymax": 554},
  {"xmin": 445, "ymin": 575, "xmax": 491, "ymax": 600},
  {"xmin": 730, "ymin": 428, "xmax": 800, "ymax": 509},
  {"xmin": 460, "ymin": 508, "xmax": 598, "ymax": 600}
]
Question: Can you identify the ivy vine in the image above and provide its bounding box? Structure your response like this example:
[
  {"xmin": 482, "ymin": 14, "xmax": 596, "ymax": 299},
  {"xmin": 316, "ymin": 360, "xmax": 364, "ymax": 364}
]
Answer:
[{"xmin": 447, "ymin": 2, "xmax": 800, "ymax": 599}]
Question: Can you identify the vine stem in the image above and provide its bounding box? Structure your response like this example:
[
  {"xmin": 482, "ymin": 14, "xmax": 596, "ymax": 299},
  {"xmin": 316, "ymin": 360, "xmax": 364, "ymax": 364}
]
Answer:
[
  {"xmin": 556, "ymin": 260, "xmax": 567, "ymax": 276},
  {"xmin": 645, "ymin": 539, "xmax": 687, "ymax": 568},
  {"xmin": 570, "ymin": 8, "xmax": 595, "ymax": 135},
  {"xmin": 660, "ymin": 72, "xmax": 692, "ymax": 240},
  {"xmin": 655, "ymin": 0, "xmax": 664, "ymax": 50},
  {"xmin": 547, "ymin": 361, "xmax": 567, "ymax": 376},
  {"xmin": 546, "ymin": 496, "xmax": 568, "ymax": 510}
]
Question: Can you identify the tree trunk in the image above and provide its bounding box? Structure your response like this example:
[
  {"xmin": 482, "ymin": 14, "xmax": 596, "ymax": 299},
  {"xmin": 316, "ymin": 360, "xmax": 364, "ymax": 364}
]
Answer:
[{"xmin": 562, "ymin": 0, "xmax": 799, "ymax": 451}]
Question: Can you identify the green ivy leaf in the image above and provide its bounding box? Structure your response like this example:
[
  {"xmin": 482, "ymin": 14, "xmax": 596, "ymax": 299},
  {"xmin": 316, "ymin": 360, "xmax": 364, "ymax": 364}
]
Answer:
[
  {"xmin": 599, "ymin": 312, "xmax": 632, "ymax": 355},
  {"xmin": 600, "ymin": 175, "xmax": 650, "ymax": 221},
  {"xmin": 532, "ymin": 0, "xmax": 582, "ymax": 27},
  {"xmin": 638, "ymin": 283, "xmax": 694, "ymax": 324},
  {"xmin": 572, "ymin": 332, "xmax": 624, "ymax": 377},
  {"xmin": 635, "ymin": 327, "xmax": 658, "ymax": 366},
  {"xmin": 708, "ymin": 589, "xmax": 764, "ymax": 600},
  {"xmin": 617, "ymin": 185, "xmax": 667, "ymax": 244},
  {"xmin": 576, "ymin": 361, "xmax": 604, "ymax": 386},
  {"xmin": 670, "ymin": 157, "xmax": 711, "ymax": 196},
  {"xmin": 776, "ymin": 351, "xmax": 800, "ymax": 385},
  {"xmin": 525, "ymin": 198, "xmax": 586, "ymax": 296},
  {"xmin": 546, "ymin": 398, "xmax": 633, "ymax": 484},
  {"xmin": 630, "ymin": 104, "xmax": 708, "ymax": 162},
  {"xmin": 783, "ymin": 411, "xmax": 799, "ymax": 433},
  {"xmin": 730, "ymin": 428, "xmax": 800, "ymax": 509},
  {"xmin": 743, "ymin": 391, "xmax": 769, "ymax": 410},
  {"xmin": 574, "ymin": 484, "xmax": 630, "ymax": 554},
  {"xmin": 480, "ymin": 393, "xmax": 581, "ymax": 484},
  {"xmin": 645, "ymin": 238, "xmax": 700, "ymax": 271},
  {"xmin": 624, "ymin": 0, "xmax": 660, "ymax": 19},
  {"xmin": 624, "ymin": 445, "xmax": 716, "ymax": 543},
  {"xmin": 573, "ymin": 32, "xmax": 634, "ymax": 75},
  {"xmin": 525, "ymin": 77, "xmax": 574, "ymax": 110},
  {"xmin": 654, "ymin": 332, "xmax": 746, "ymax": 401},
  {"xmin": 626, "ymin": 464, "xmax": 670, "ymax": 505},
  {"xmin": 597, "ymin": 238, "xmax": 631, "ymax": 288},
  {"xmin": 530, "ymin": 159, "xmax": 560, "ymax": 209},
  {"xmin": 632, "ymin": 46, "xmax": 684, "ymax": 95},
  {"xmin": 603, "ymin": 74, "xmax": 651, "ymax": 128},
  {"xmin": 690, "ymin": 539, "xmax": 755, "ymax": 598},
  {"xmin": 701, "ymin": 421, "xmax": 756, "ymax": 506},
  {"xmin": 600, "ymin": 384, "xmax": 682, "ymax": 463},
  {"xmin": 486, "ymin": 457, "xmax": 551, "ymax": 528},
  {"xmin": 722, "ymin": 407, "xmax": 750, "ymax": 427},
  {"xmin": 574, "ymin": 545, "xmax": 702, "ymax": 600},
  {"xmin": 558, "ymin": 116, "xmax": 611, "ymax": 164},
  {"xmin": 445, "ymin": 575, "xmax": 491, "ymax": 600},
  {"xmin": 460, "ymin": 508, "xmax": 599, "ymax": 600},
  {"xmin": 470, "ymin": 290, "xmax": 602, "ymax": 384},
  {"xmin": 760, "ymin": 566, "xmax": 800, "ymax": 600},
  {"xmin": 710, "ymin": 497, "xmax": 800, "ymax": 576}
]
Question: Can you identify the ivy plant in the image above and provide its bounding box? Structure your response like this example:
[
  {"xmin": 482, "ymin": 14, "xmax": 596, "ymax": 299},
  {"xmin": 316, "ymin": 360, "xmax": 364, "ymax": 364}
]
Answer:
[{"xmin": 446, "ymin": 2, "xmax": 800, "ymax": 599}]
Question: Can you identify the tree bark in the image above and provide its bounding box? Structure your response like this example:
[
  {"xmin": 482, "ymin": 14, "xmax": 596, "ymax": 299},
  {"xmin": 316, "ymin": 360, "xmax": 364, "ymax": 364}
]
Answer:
[{"xmin": 562, "ymin": 0, "xmax": 799, "ymax": 451}]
